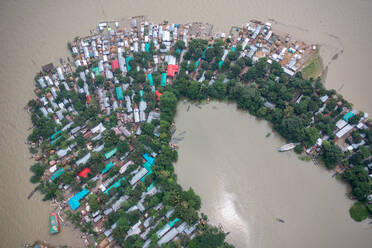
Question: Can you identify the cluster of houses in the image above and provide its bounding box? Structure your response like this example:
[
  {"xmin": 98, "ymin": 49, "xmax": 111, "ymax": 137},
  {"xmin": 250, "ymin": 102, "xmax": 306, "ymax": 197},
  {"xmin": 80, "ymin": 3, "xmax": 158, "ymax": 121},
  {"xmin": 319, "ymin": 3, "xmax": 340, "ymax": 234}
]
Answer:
[
  {"xmin": 214, "ymin": 20, "xmax": 315, "ymax": 76},
  {"xmin": 221, "ymin": 20, "xmax": 372, "ymax": 197},
  {"xmin": 31, "ymin": 17, "xmax": 208, "ymax": 247},
  {"xmin": 30, "ymin": 16, "xmax": 371, "ymax": 247}
]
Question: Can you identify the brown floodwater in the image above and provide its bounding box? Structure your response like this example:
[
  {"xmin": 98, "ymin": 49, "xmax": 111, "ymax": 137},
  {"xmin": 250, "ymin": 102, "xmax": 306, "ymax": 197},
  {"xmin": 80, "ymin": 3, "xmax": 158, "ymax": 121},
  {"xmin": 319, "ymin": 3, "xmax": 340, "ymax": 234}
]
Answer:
[
  {"xmin": 174, "ymin": 101, "xmax": 372, "ymax": 248},
  {"xmin": 0, "ymin": 0, "xmax": 371, "ymax": 247}
]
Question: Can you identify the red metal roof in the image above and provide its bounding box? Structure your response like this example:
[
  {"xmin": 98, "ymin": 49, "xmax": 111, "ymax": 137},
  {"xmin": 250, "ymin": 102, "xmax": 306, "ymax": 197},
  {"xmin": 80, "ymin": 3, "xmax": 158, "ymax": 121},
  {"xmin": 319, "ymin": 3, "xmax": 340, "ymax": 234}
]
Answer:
[
  {"xmin": 155, "ymin": 90, "xmax": 163, "ymax": 101},
  {"xmin": 78, "ymin": 168, "xmax": 91, "ymax": 178},
  {"xmin": 166, "ymin": 64, "xmax": 179, "ymax": 77},
  {"xmin": 86, "ymin": 94, "xmax": 92, "ymax": 104},
  {"xmin": 112, "ymin": 59, "xmax": 119, "ymax": 71}
]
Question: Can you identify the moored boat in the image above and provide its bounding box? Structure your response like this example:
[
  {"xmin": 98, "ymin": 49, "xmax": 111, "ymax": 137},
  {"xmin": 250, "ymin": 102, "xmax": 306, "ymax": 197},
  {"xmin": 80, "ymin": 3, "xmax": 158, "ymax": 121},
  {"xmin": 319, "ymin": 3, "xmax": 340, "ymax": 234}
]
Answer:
[
  {"xmin": 49, "ymin": 212, "xmax": 60, "ymax": 234},
  {"xmin": 279, "ymin": 143, "xmax": 296, "ymax": 152}
]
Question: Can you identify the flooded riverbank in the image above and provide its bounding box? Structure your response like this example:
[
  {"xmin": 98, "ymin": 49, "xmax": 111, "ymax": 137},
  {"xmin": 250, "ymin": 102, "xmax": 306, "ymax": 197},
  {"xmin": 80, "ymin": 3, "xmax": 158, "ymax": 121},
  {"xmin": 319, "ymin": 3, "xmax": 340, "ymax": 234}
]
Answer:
[
  {"xmin": 0, "ymin": 0, "xmax": 371, "ymax": 246},
  {"xmin": 174, "ymin": 101, "xmax": 372, "ymax": 248}
]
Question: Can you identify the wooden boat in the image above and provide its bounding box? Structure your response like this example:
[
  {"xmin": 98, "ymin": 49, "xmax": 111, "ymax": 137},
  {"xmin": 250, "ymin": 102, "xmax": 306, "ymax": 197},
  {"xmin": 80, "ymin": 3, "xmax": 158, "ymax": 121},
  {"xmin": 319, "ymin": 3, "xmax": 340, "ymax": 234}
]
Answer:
[
  {"xmin": 49, "ymin": 212, "xmax": 60, "ymax": 234},
  {"xmin": 279, "ymin": 143, "xmax": 296, "ymax": 152}
]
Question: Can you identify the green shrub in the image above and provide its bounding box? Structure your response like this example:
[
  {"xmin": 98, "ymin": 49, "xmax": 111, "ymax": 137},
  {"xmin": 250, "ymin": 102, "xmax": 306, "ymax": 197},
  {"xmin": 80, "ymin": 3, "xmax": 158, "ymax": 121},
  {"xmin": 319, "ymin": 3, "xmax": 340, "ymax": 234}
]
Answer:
[
  {"xmin": 294, "ymin": 144, "xmax": 303, "ymax": 154},
  {"xmin": 349, "ymin": 201, "xmax": 369, "ymax": 222}
]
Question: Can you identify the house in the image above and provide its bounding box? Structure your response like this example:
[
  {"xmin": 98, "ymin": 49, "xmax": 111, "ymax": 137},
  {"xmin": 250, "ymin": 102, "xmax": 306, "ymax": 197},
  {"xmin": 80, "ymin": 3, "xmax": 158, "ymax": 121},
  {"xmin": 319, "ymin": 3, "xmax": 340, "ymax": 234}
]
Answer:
[
  {"xmin": 111, "ymin": 59, "xmax": 119, "ymax": 72},
  {"xmin": 129, "ymin": 167, "xmax": 148, "ymax": 185},
  {"xmin": 335, "ymin": 119, "xmax": 348, "ymax": 130},
  {"xmin": 119, "ymin": 160, "xmax": 133, "ymax": 174},
  {"xmin": 91, "ymin": 123, "xmax": 106, "ymax": 134},
  {"xmin": 68, "ymin": 188, "xmax": 89, "ymax": 210},
  {"xmin": 116, "ymin": 87, "xmax": 123, "ymax": 100},
  {"xmin": 37, "ymin": 77, "xmax": 47, "ymax": 88},
  {"xmin": 157, "ymin": 228, "xmax": 178, "ymax": 246},
  {"xmin": 119, "ymin": 126, "xmax": 131, "ymax": 137},
  {"xmin": 336, "ymin": 124, "xmax": 353, "ymax": 138},
  {"xmin": 161, "ymin": 73, "xmax": 167, "ymax": 86},
  {"xmin": 166, "ymin": 64, "xmax": 179, "ymax": 78},
  {"xmin": 133, "ymin": 108, "xmax": 140, "ymax": 123},
  {"xmin": 57, "ymin": 67, "xmax": 65, "ymax": 81},
  {"xmin": 42, "ymin": 63, "xmax": 54, "ymax": 73},
  {"xmin": 251, "ymin": 25, "xmax": 261, "ymax": 39},
  {"xmin": 125, "ymin": 96, "xmax": 133, "ymax": 112},
  {"xmin": 76, "ymin": 153, "xmax": 91, "ymax": 166}
]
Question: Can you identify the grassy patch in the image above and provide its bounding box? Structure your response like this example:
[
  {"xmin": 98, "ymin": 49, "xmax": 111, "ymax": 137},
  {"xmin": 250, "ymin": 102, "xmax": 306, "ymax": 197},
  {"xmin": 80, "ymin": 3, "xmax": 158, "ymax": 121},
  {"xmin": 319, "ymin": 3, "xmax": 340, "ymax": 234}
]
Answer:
[
  {"xmin": 29, "ymin": 147, "xmax": 38, "ymax": 154},
  {"xmin": 265, "ymin": 132, "xmax": 271, "ymax": 138},
  {"xmin": 302, "ymin": 53, "xmax": 322, "ymax": 80},
  {"xmin": 299, "ymin": 155, "xmax": 311, "ymax": 161},
  {"xmin": 349, "ymin": 201, "xmax": 369, "ymax": 222}
]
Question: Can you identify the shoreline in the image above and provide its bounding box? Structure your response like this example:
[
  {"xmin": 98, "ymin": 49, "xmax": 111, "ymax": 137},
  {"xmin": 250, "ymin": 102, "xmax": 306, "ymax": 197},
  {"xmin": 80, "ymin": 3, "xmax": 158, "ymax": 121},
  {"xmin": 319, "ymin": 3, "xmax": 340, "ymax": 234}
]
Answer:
[{"xmin": 25, "ymin": 16, "xmax": 370, "ymax": 247}]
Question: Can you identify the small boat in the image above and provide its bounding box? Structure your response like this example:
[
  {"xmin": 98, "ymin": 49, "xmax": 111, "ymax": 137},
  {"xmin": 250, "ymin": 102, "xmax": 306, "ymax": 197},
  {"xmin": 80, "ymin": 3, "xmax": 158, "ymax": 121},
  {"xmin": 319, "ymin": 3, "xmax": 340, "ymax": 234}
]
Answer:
[
  {"xmin": 276, "ymin": 218, "xmax": 285, "ymax": 223},
  {"xmin": 49, "ymin": 212, "xmax": 60, "ymax": 234},
  {"xmin": 279, "ymin": 143, "xmax": 296, "ymax": 152}
]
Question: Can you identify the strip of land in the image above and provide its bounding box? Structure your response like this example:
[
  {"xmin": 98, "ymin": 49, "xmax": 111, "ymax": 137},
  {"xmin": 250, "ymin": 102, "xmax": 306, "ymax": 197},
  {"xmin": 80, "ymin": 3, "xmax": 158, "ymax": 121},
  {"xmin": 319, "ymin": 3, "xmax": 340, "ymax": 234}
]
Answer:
[{"xmin": 26, "ymin": 16, "xmax": 372, "ymax": 247}]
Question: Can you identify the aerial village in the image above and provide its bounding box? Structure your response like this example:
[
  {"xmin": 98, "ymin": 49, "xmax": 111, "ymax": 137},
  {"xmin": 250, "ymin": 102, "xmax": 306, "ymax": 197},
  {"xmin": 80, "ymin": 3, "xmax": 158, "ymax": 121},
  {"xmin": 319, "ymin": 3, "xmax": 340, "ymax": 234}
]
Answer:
[{"xmin": 26, "ymin": 16, "xmax": 372, "ymax": 247}]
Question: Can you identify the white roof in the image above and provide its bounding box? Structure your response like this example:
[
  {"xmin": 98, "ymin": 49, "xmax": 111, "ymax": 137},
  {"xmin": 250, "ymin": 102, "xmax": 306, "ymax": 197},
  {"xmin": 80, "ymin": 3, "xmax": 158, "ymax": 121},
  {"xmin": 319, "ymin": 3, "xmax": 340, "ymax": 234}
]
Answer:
[
  {"xmin": 336, "ymin": 124, "xmax": 353, "ymax": 138},
  {"xmin": 76, "ymin": 153, "xmax": 91, "ymax": 165},
  {"xmin": 156, "ymin": 223, "xmax": 171, "ymax": 238},
  {"xmin": 119, "ymin": 160, "xmax": 133, "ymax": 174},
  {"xmin": 336, "ymin": 119, "xmax": 348, "ymax": 129},
  {"xmin": 57, "ymin": 147, "xmax": 71, "ymax": 158},
  {"xmin": 157, "ymin": 228, "xmax": 178, "ymax": 246},
  {"xmin": 91, "ymin": 123, "xmax": 106, "ymax": 134},
  {"xmin": 129, "ymin": 167, "xmax": 148, "ymax": 185},
  {"xmin": 320, "ymin": 95, "xmax": 328, "ymax": 103},
  {"xmin": 49, "ymin": 165, "xmax": 57, "ymax": 173}
]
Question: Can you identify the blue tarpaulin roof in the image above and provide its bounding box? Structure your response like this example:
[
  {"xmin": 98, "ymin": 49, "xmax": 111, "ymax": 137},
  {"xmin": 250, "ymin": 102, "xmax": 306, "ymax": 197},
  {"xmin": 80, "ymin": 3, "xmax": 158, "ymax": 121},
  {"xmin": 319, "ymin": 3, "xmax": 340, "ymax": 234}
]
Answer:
[
  {"xmin": 143, "ymin": 153, "xmax": 155, "ymax": 165},
  {"xmin": 343, "ymin": 111, "xmax": 355, "ymax": 121},
  {"xmin": 145, "ymin": 43, "xmax": 150, "ymax": 52},
  {"xmin": 68, "ymin": 188, "xmax": 89, "ymax": 210}
]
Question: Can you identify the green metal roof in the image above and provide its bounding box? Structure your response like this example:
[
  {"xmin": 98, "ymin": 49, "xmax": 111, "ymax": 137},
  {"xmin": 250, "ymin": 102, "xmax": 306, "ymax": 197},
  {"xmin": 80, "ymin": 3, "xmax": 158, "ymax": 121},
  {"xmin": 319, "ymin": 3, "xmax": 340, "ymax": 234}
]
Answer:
[
  {"xmin": 161, "ymin": 73, "xmax": 167, "ymax": 87},
  {"xmin": 104, "ymin": 147, "xmax": 117, "ymax": 160},
  {"xmin": 104, "ymin": 177, "xmax": 126, "ymax": 194},
  {"xmin": 92, "ymin": 67, "xmax": 100, "ymax": 75},
  {"xmin": 148, "ymin": 73, "xmax": 153, "ymax": 86},
  {"xmin": 195, "ymin": 60, "xmax": 200, "ymax": 70},
  {"xmin": 51, "ymin": 168, "xmax": 65, "ymax": 181},
  {"xmin": 116, "ymin": 87, "xmax": 123, "ymax": 100},
  {"xmin": 126, "ymin": 57, "xmax": 132, "ymax": 72},
  {"xmin": 168, "ymin": 218, "xmax": 180, "ymax": 228},
  {"xmin": 101, "ymin": 161, "xmax": 114, "ymax": 174},
  {"xmin": 218, "ymin": 60, "xmax": 224, "ymax": 69},
  {"xmin": 51, "ymin": 130, "xmax": 62, "ymax": 140}
]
